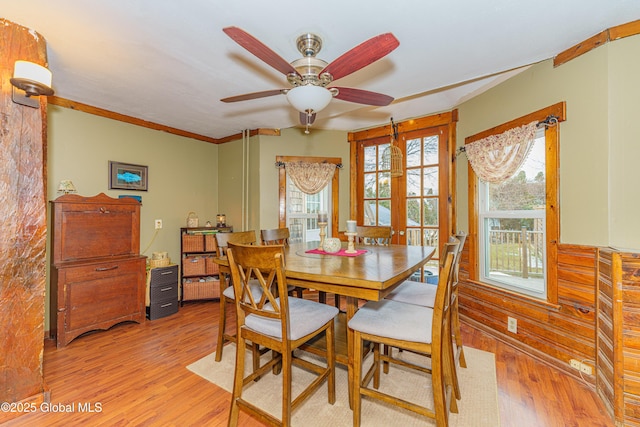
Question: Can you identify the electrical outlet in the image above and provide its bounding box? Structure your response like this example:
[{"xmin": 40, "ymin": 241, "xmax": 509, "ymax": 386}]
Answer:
[
  {"xmin": 154, "ymin": 219, "xmax": 162, "ymax": 229},
  {"xmin": 507, "ymin": 317, "xmax": 517, "ymax": 333},
  {"xmin": 569, "ymin": 359, "xmax": 581, "ymax": 370},
  {"xmin": 580, "ymin": 363, "xmax": 593, "ymax": 375}
]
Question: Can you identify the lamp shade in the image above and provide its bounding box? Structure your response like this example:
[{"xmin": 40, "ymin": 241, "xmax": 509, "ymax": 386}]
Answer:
[
  {"xmin": 57, "ymin": 180, "xmax": 77, "ymax": 194},
  {"xmin": 11, "ymin": 61, "xmax": 54, "ymax": 97},
  {"xmin": 286, "ymin": 85, "xmax": 332, "ymax": 114}
]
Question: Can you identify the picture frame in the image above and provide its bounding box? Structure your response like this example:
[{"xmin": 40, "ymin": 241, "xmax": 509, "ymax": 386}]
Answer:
[{"xmin": 109, "ymin": 161, "xmax": 148, "ymax": 191}]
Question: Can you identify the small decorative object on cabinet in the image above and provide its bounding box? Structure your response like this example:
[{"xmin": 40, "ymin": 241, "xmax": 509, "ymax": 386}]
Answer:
[
  {"xmin": 50, "ymin": 193, "xmax": 147, "ymax": 348},
  {"xmin": 180, "ymin": 226, "xmax": 232, "ymax": 304},
  {"xmin": 147, "ymin": 264, "xmax": 179, "ymax": 320}
]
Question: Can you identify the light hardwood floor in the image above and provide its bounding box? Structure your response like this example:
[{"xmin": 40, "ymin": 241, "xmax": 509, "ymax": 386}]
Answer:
[{"xmin": 4, "ymin": 298, "xmax": 612, "ymax": 426}]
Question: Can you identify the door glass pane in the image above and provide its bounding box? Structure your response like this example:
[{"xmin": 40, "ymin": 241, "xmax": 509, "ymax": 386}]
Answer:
[
  {"xmin": 378, "ymin": 143, "xmax": 390, "ymax": 170},
  {"xmin": 423, "ymin": 229, "xmax": 439, "ymax": 251},
  {"xmin": 406, "ymin": 169, "xmax": 420, "ymax": 197},
  {"xmin": 378, "ymin": 172, "xmax": 391, "ymax": 198},
  {"xmin": 407, "ymin": 199, "xmax": 420, "ymax": 226},
  {"xmin": 364, "ymin": 172, "xmax": 376, "ymax": 198},
  {"xmin": 423, "ymin": 199, "xmax": 438, "ymax": 226},
  {"xmin": 423, "ymin": 135, "xmax": 439, "ymax": 165},
  {"xmin": 423, "ymin": 167, "xmax": 438, "ymax": 196},
  {"xmin": 364, "ymin": 145, "xmax": 377, "ymax": 172},
  {"xmin": 363, "ymin": 200, "xmax": 376, "ymax": 225},
  {"xmin": 378, "ymin": 200, "xmax": 391, "ymax": 226},
  {"xmin": 406, "ymin": 138, "xmax": 421, "ymax": 167}
]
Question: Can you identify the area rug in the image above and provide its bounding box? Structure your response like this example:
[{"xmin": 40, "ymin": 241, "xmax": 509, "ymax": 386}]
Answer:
[{"xmin": 187, "ymin": 345, "xmax": 500, "ymax": 426}]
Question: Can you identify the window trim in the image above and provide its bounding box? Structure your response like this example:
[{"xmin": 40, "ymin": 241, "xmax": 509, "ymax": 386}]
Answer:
[{"xmin": 466, "ymin": 102, "xmax": 565, "ymax": 304}]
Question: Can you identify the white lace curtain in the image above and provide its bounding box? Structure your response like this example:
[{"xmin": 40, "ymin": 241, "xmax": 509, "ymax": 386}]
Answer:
[
  {"xmin": 284, "ymin": 161, "xmax": 336, "ymax": 195},
  {"xmin": 465, "ymin": 121, "xmax": 538, "ymax": 184}
]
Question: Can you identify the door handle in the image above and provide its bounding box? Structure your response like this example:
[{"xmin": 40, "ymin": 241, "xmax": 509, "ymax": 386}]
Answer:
[{"xmin": 399, "ymin": 230, "xmax": 405, "ymax": 236}]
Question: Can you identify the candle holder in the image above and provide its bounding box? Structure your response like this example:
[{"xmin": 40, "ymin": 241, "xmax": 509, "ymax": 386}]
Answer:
[
  {"xmin": 345, "ymin": 232, "xmax": 357, "ymax": 254},
  {"xmin": 318, "ymin": 222, "xmax": 328, "ymax": 250}
]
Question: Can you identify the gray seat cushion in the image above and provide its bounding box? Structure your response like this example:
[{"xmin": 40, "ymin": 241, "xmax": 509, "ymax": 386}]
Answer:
[
  {"xmin": 348, "ymin": 299, "xmax": 433, "ymax": 344},
  {"xmin": 245, "ymin": 297, "xmax": 339, "ymax": 341},
  {"xmin": 385, "ymin": 280, "xmax": 436, "ymax": 307}
]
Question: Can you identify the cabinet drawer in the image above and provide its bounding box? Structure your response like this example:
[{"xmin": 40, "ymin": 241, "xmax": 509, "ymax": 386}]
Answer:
[
  {"xmin": 150, "ymin": 283, "xmax": 178, "ymax": 302},
  {"xmin": 147, "ymin": 299, "xmax": 179, "ymax": 320},
  {"xmin": 63, "ymin": 259, "xmax": 141, "ymax": 283},
  {"xmin": 150, "ymin": 264, "xmax": 179, "ymax": 286}
]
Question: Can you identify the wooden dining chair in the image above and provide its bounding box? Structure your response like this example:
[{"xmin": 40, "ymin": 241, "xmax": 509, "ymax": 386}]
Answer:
[
  {"xmin": 385, "ymin": 232, "xmax": 468, "ymax": 369},
  {"xmin": 214, "ymin": 230, "xmax": 261, "ymax": 365},
  {"xmin": 226, "ymin": 243, "xmax": 338, "ymax": 427},
  {"xmin": 355, "ymin": 225, "xmax": 392, "ymax": 246},
  {"xmin": 348, "ymin": 241, "xmax": 460, "ymax": 427},
  {"xmin": 260, "ymin": 227, "xmax": 303, "ymax": 298}
]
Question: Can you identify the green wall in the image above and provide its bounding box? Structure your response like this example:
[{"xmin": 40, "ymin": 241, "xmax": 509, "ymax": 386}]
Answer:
[
  {"xmin": 46, "ymin": 106, "xmax": 219, "ymax": 329},
  {"xmin": 217, "ymin": 127, "xmax": 351, "ymax": 233},
  {"xmin": 456, "ymin": 35, "xmax": 640, "ymax": 250},
  {"xmin": 608, "ymin": 35, "xmax": 640, "ymax": 250}
]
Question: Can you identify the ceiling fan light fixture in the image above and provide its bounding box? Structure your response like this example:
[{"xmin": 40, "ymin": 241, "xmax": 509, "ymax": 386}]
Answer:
[{"xmin": 286, "ymin": 85, "xmax": 332, "ymax": 114}]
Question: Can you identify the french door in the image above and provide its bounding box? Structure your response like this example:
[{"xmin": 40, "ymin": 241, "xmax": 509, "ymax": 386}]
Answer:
[{"xmin": 355, "ymin": 125, "xmax": 452, "ymax": 280}]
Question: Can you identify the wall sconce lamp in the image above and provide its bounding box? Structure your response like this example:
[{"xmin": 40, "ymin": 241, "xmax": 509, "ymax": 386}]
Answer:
[
  {"xmin": 57, "ymin": 180, "xmax": 77, "ymax": 195},
  {"xmin": 10, "ymin": 60, "xmax": 54, "ymax": 108}
]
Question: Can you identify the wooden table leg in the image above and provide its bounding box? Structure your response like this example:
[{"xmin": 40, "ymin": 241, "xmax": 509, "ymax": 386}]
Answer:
[{"xmin": 346, "ymin": 295, "xmax": 358, "ymax": 409}]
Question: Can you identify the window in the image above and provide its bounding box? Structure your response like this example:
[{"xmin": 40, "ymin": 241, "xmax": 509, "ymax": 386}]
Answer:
[
  {"xmin": 478, "ymin": 130, "xmax": 546, "ymax": 298},
  {"xmin": 286, "ymin": 179, "xmax": 331, "ymax": 243},
  {"xmin": 467, "ymin": 102, "xmax": 564, "ymax": 303},
  {"xmin": 277, "ymin": 155, "xmax": 341, "ymax": 241}
]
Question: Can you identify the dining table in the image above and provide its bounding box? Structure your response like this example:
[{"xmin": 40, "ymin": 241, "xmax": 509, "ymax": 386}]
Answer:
[{"xmin": 217, "ymin": 240, "xmax": 436, "ymax": 406}]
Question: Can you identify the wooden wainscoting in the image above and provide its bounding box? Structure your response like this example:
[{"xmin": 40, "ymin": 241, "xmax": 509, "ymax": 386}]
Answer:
[
  {"xmin": 597, "ymin": 248, "xmax": 640, "ymax": 426},
  {"xmin": 459, "ymin": 244, "xmax": 598, "ymax": 383}
]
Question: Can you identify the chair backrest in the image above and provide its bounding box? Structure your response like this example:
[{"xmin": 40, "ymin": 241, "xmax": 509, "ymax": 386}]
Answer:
[
  {"xmin": 227, "ymin": 243, "xmax": 290, "ymax": 337},
  {"xmin": 449, "ymin": 231, "xmax": 467, "ymax": 288},
  {"xmin": 261, "ymin": 227, "xmax": 290, "ymax": 247},
  {"xmin": 355, "ymin": 225, "xmax": 392, "ymax": 246},
  {"xmin": 214, "ymin": 230, "xmax": 257, "ymax": 257},
  {"xmin": 431, "ymin": 240, "xmax": 459, "ymax": 366}
]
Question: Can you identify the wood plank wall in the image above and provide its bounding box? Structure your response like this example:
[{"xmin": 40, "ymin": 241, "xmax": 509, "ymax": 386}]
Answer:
[
  {"xmin": 459, "ymin": 243, "xmax": 598, "ymax": 383},
  {"xmin": 597, "ymin": 249, "xmax": 640, "ymax": 426},
  {"xmin": 0, "ymin": 19, "xmax": 49, "ymax": 422}
]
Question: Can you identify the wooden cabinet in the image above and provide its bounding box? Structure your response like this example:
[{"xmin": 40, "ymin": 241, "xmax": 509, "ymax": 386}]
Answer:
[
  {"xmin": 50, "ymin": 193, "xmax": 146, "ymax": 348},
  {"xmin": 180, "ymin": 227, "xmax": 230, "ymax": 304},
  {"xmin": 147, "ymin": 264, "xmax": 179, "ymax": 320}
]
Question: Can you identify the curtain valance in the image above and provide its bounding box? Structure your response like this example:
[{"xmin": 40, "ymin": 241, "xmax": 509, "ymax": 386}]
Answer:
[
  {"xmin": 465, "ymin": 121, "xmax": 538, "ymax": 184},
  {"xmin": 284, "ymin": 161, "xmax": 336, "ymax": 195}
]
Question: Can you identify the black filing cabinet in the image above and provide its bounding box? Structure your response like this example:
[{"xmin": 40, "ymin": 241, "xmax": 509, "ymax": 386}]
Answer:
[{"xmin": 147, "ymin": 264, "xmax": 179, "ymax": 320}]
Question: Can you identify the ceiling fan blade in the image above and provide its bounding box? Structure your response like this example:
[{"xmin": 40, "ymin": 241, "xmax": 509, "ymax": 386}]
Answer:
[
  {"xmin": 220, "ymin": 89, "xmax": 286, "ymax": 103},
  {"xmin": 223, "ymin": 27, "xmax": 300, "ymax": 77},
  {"xmin": 331, "ymin": 87, "xmax": 394, "ymax": 106},
  {"xmin": 299, "ymin": 112, "xmax": 316, "ymax": 125},
  {"xmin": 320, "ymin": 33, "xmax": 399, "ymax": 81}
]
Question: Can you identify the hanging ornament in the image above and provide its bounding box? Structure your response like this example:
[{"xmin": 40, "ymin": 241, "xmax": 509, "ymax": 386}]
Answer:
[{"xmin": 381, "ymin": 117, "xmax": 403, "ymax": 177}]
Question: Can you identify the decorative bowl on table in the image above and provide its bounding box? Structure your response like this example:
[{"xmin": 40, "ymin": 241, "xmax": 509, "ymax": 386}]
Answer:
[{"xmin": 322, "ymin": 237, "xmax": 342, "ymax": 253}]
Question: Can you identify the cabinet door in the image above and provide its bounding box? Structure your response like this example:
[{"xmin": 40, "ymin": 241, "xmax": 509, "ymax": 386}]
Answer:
[{"xmin": 61, "ymin": 258, "xmax": 145, "ymax": 341}]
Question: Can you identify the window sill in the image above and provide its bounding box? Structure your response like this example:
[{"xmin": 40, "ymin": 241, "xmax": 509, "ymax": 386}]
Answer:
[{"xmin": 466, "ymin": 279, "xmax": 561, "ymax": 311}]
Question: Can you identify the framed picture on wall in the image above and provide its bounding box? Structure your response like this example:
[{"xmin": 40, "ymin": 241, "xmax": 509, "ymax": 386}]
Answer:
[{"xmin": 109, "ymin": 161, "xmax": 148, "ymax": 191}]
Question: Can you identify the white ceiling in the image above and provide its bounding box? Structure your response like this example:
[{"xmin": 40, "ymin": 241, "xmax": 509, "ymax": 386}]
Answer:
[{"xmin": 2, "ymin": 0, "xmax": 640, "ymax": 140}]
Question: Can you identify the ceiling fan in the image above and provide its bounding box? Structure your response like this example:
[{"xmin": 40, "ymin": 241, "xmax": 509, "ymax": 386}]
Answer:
[{"xmin": 220, "ymin": 27, "xmax": 399, "ymax": 132}]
